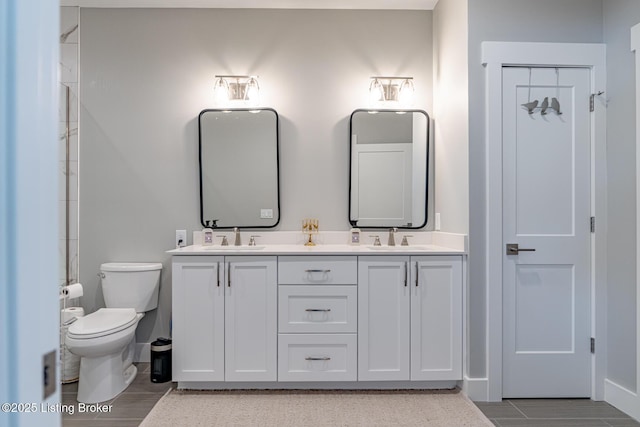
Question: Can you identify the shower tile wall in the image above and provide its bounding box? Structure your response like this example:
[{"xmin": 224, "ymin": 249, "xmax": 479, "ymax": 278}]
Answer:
[{"xmin": 59, "ymin": 7, "xmax": 79, "ymax": 287}]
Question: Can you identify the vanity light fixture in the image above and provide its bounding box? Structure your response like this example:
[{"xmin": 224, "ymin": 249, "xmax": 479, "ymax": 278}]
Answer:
[
  {"xmin": 213, "ymin": 75, "xmax": 261, "ymax": 107},
  {"xmin": 369, "ymin": 76, "xmax": 414, "ymax": 108}
]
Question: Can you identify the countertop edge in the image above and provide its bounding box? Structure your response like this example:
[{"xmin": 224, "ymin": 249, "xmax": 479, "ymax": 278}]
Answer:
[{"xmin": 167, "ymin": 245, "xmax": 466, "ymax": 256}]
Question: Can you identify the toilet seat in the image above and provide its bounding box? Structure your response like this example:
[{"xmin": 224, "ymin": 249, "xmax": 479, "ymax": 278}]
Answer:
[{"xmin": 68, "ymin": 308, "xmax": 138, "ymax": 339}]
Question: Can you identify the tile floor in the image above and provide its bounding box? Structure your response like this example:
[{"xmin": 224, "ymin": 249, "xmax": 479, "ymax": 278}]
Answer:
[
  {"xmin": 61, "ymin": 363, "xmax": 172, "ymax": 427},
  {"xmin": 476, "ymin": 399, "xmax": 640, "ymax": 427},
  {"xmin": 61, "ymin": 366, "xmax": 640, "ymax": 427}
]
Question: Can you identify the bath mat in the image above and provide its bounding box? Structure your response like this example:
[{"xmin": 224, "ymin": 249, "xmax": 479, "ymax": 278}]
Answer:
[{"xmin": 140, "ymin": 388, "xmax": 493, "ymax": 426}]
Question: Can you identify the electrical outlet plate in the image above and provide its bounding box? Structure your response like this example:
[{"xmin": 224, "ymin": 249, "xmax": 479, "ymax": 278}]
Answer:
[
  {"xmin": 176, "ymin": 229, "xmax": 187, "ymax": 248},
  {"xmin": 435, "ymin": 213, "xmax": 441, "ymax": 231},
  {"xmin": 260, "ymin": 209, "xmax": 273, "ymax": 219}
]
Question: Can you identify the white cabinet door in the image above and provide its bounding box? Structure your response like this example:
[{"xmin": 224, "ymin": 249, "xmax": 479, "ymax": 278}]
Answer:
[
  {"xmin": 358, "ymin": 256, "xmax": 410, "ymax": 381},
  {"xmin": 410, "ymin": 256, "xmax": 462, "ymax": 381},
  {"xmin": 225, "ymin": 256, "xmax": 277, "ymax": 382},
  {"xmin": 172, "ymin": 256, "xmax": 224, "ymax": 382}
]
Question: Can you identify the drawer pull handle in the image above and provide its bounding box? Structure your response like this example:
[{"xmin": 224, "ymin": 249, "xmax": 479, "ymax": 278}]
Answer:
[
  {"xmin": 305, "ymin": 269, "xmax": 331, "ymax": 273},
  {"xmin": 305, "ymin": 308, "xmax": 331, "ymax": 312},
  {"xmin": 305, "ymin": 357, "xmax": 331, "ymax": 361}
]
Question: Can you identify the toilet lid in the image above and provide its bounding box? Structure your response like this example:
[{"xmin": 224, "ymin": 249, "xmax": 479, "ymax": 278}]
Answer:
[{"xmin": 68, "ymin": 308, "xmax": 138, "ymax": 339}]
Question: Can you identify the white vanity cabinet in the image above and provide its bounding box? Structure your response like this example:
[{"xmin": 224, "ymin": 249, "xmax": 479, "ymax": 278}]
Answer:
[
  {"xmin": 172, "ymin": 256, "xmax": 277, "ymax": 382},
  {"xmin": 170, "ymin": 246, "xmax": 465, "ymax": 389},
  {"xmin": 358, "ymin": 255, "xmax": 462, "ymax": 381}
]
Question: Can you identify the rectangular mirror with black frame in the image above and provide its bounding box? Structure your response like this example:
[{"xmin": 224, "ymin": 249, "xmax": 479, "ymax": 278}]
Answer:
[
  {"xmin": 349, "ymin": 109, "xmax": 429, "ymax": 229},
  {"xmin": 199, "ymin": 108, "xmax": 280, "ymax": 228}
]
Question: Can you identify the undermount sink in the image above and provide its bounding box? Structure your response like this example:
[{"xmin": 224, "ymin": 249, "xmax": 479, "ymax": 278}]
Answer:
[
  {"xmin": 367, "ymin": 245, "xmax": 429, "ymax": 251},
  {"xmin": 202, "ymin": 245, "xmax": 265, "ymax": 250}
]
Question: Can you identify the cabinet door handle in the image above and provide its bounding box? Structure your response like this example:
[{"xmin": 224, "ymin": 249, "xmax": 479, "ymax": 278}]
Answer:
[
  {"xmin": 404, "ymin": 261, "xmax": 408, "ymax": 287},
  {"xmin": 305, "ymin": 357, "xmax": 331, "ymax": 361},
  {"xmin": 216, "ymin": 262, "xmax": 220, "ymax": 287},
  {"xmin": 304, "ymin": 269, "xmax": 331, "ymax": 273},
  {"xmin": 227, "ymin": 262, "xmax": 231, "ymax": 287},
  {"xmin": 305, "ymin": 308, "xmax": 331, "ymax": 312},
  {"xmin": 415, "ymin": 262, "xmax": 419, "ymax": 287}
]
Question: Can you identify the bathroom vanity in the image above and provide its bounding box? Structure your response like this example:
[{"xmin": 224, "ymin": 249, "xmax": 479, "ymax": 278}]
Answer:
[{"xmin": 168, "ymin": 232, "xmax": 466, "ymax": 390}]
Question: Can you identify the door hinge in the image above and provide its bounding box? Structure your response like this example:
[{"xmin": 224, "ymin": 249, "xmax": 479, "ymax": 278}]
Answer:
[
  {"xmin": 590, "ymin": 91, "xmax": 605, "ymax": 112},
  {"xmin": 590, "ymin": 217, "xmax": 595, "ymax": 233},
  {"xmin": 43, "ymin": 349, "xmax": 57, "ymax": 399},
  {"xmin": 590, "ymin": 337, "xmax": 595, "ymax": 354}
]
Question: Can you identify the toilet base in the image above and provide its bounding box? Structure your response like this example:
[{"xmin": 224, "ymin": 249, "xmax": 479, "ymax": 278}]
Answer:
[{"xmin": 77, "ymin": 350, "xmax": 138, "ymax": 403}]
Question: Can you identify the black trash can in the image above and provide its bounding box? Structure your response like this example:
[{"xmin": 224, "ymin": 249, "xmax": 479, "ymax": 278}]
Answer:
[{"xmin": 150, "ymin": 337, "xmax": 172, "ymax": 383}]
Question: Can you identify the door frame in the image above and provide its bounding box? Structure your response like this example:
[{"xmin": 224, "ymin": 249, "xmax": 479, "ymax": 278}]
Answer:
[
  {"xmin": 1, "ymin": 0, "xmax": 61, "ymax": 424},
  {"xmin": 616, "ymin": 23, "xmax": 640, "ymax": 421},
  {"xmin": 482, "ymin": 42, "xmax": 607, "ymax": 402}
]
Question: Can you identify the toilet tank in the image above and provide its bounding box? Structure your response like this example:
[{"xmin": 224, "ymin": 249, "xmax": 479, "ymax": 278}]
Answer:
[{"xmin": 100, "ymin": 262, "xmax": 162, "ymax": 312}]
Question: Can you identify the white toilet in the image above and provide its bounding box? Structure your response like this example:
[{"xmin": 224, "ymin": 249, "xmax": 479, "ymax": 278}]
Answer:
[{"xmin": 66, "ymin": 262, "xmax": 162, "ymax": 403}]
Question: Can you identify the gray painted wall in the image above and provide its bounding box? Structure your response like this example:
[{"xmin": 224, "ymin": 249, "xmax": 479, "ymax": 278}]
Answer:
[
  {"xmin": 77, "ymin": 4, "xmax": 639, "ymax": 392},
  {"xmin": 603, "ymin": 0, "xmax": 640, "ymax": 392},
  {"xmin": 79, "ymin": 8, "xmax": 433, "ymax": 342},
  {"xmin": 467, "ymin": 0, "xmax": 604, "ymax": 378},
  {"xmin": 433, "ymin": 0, "xmax": 469, "ymax": 237}
]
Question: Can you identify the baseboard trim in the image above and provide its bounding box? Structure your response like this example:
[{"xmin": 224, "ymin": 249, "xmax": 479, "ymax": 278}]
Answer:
[
  {"xmin": 604, "ymin": 379, "xmax": 640, "ymax": 421},
  {"xmin": 135, "ymin": 343, "xmax": 150, "ymax": 363},
  {"xmin": 177, "ymin": 380, "xmax": 458, "ymax": 390},
  {"xmin": 462, "ymin": 376, "xmax": 488, "ymax": 401}
]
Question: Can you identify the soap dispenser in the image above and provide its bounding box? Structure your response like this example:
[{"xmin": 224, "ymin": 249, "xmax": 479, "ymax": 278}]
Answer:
[{"xmin": 202, "ymin": 220, "xmax": 215, "ymax": 246}]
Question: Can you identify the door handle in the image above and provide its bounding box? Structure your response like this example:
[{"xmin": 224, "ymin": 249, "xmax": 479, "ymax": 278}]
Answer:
[{"xmin": 506, "ymin": 243, "xmax": 536, "ymax": 255}]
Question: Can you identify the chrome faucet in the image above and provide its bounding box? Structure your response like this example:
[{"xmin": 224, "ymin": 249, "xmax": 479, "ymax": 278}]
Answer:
[
  {"xmin": 233, "ymin": 227, "xmax": 241, "ymax": 246},
  {"xmin": 388, "ymin": 228, "xmax": 398, "ymax": 246}
]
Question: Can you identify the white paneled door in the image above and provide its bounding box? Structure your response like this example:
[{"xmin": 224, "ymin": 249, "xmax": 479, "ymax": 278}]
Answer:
[
  {"xmin": 352, "ymin": 143, "xmax": 413, "ymax": 227},
  {"xmin": 502, "ymin": 67, "xmax": 591, "ymax": 397}
]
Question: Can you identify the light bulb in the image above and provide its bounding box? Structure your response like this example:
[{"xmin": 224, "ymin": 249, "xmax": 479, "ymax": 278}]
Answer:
[
  {"xmin": 214, "ymin": 77, "xmax": 229, "ymax": 105},
  {"xmin": 245, "ymin": 77, "xmax": 260, "ymax": 106},
  {"xmin": 398, "ymin": 79, "xmax": 414, "ymax": 107},
  {"xmin": 369, "ymin": 78, "xmax": 385, "ymax": 105}
]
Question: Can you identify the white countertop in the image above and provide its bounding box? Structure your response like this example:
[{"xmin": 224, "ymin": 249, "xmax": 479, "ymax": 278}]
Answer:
[{"xmin": 167, "ymin": 231, "xmax": 467, "ymax": 256}]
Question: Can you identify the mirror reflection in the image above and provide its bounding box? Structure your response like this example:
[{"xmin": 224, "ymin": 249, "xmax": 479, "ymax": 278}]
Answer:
[
  {"xmin": 349, "ymin": 109, "xmax": 429, "ymax": 228},
  {"xmin": 199, "ymin": 108, "xmax": 280, "ymax": 228}
]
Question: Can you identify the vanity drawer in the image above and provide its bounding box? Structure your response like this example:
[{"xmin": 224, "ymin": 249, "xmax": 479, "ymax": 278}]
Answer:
[
  {"xmin": 278, "ymin": 285, "xmax": 357, "ymax": 333},
  {"xmin": 278, "ymin": 256, "xmax": 357, "ymax": 285},
  {"xmin": 278, "ymin": 334, "xmax": 357, "ymax": 382}
]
